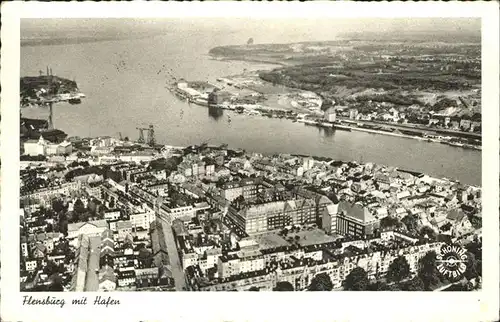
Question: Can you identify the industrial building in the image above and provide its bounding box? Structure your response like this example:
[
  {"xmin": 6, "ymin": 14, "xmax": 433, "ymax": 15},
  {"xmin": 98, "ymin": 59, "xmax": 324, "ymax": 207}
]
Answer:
[{"xmin": 23, "ymin": 136, "xmax": 73, "ymax": 156}]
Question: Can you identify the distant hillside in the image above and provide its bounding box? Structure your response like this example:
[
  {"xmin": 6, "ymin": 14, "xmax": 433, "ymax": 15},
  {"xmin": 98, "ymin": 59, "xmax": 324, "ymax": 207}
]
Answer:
[
  {"xmin": 339, "ymin": 30, "xmax": 480, "ymax": 44},
  {"xmin": 21, "ymin": 36, "xmax": 125, "ymax": 47}
]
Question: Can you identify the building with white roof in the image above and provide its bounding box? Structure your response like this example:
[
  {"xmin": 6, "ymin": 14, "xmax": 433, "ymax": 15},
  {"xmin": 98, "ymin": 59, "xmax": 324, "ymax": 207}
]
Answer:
[{"xmin": 23, "ymin": 136, "xmax": 73, "ymax": 156}]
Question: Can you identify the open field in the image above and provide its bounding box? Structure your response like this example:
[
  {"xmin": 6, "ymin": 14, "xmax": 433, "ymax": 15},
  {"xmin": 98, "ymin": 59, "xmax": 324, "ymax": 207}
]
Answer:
[{"xmin": 289, "ymin": 228, "xmax": 338, "ymax": 246}]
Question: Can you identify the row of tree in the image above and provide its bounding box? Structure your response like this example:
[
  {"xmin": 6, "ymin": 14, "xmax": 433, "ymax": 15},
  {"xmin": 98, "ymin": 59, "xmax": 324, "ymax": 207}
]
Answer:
[
  {"xmin": 148, "ymin": 156, "xmax": 183, "ymax": 173},
  {"xmin": 379, "ymin": 215, "xmax": 438, "ymax": 241},
  {"xmin": 264, "ymin": 247, "xmax": 482, "ymax": 292},
  {"xmin": 343, "ymin": 248, "xmax": 481, "ymax": 291}
]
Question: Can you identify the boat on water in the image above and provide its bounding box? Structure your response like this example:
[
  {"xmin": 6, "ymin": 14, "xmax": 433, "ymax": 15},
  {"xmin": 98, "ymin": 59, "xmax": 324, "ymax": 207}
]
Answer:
[
  {"xmin": 68, "ymin": 98, "xmax": 81, "ymax": 104},
  {"xmin": 462, "ymin": 144, "xmax": 480, "ymax": 150},
  {"xmin": 379, "ymin": 127, "xmax": 395, "ymax": 133},
  {"xmin": 442, "ymin": 140, "xmax": 478, "ymax": 149},
  {"xmin": 303, "ymin": 119, "xmax": 318, "ymax": 126},
  {"xmin": 193, "ymin": 98, "xmax": 209, "ymax": 107},
  {"xmin": 399, "ymin": 129, "xmax": 425, "ymax": 137},
  {"xmin": 318, "ymin": 122, "xmax": 334, "ymax": 128},
  {"xmin": 333, "ymin": 124, "xmax": 352, "ymax": 132},
  {"xmin": 446, "ymin": 142, "xmax": 465, "ymax": 148}
]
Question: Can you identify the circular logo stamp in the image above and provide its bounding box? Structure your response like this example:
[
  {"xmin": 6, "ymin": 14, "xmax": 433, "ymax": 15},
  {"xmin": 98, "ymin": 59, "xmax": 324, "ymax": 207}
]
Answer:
[{"xmin": 436, "ymin": 244, "xmax": 468, "ymax": 281}]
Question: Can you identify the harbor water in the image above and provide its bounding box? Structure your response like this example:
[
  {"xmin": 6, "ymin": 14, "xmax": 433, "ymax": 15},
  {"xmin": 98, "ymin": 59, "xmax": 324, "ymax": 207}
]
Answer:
[{"xmin": 20, "ymin": 19, "xmax": 481, "ymax": 186}]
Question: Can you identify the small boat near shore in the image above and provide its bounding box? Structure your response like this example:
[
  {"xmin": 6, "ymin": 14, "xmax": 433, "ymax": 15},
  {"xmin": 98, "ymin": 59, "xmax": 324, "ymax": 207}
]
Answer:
[
  {"xmin": 318, "ymin": 122, "xmax": 334, "ymax": 128},
  {"xmin": 302, "ymin": 119, "xmax": 318, "ymax": 126},
  {"xmin": 68, "ymin": 98, "xmax": 81, "ymax": 104},
  {"xmin": 193, "ymin": 98, "xmax": 209, "ymax": 106},
  {"xmin": 333, "ymin": 124, "xmax": 352, "ymax": 132},
  {"xmin": 462, "ymin": 144, "xmax": 481, "ymax": 150}
]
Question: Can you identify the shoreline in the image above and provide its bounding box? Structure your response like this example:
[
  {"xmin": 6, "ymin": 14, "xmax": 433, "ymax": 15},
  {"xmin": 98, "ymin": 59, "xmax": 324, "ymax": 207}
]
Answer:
[
  {"xmin": 332, "ymin": 124, "xmax": 481, "ymax": 150},
  {"xmin": 202, "ymin": 52, "xmax": 482, "ymax": 148},
  {"xmin": 167, "ymin": 85, "xmax": 482, "ymax": 152},
  {"xmin": 168, "ymin": 55, "xmax": 482, "ymax": 152},
  {"xmin": 305, "ymin": 119, "xmax": 481, "ymax": 150},
  {"xmin": 21, "ymin": 138, "xmax": 480, "ymax": 189},
  {"xmin": 208, "ymin": 55, "xmax": 288, "ymax": 67}
]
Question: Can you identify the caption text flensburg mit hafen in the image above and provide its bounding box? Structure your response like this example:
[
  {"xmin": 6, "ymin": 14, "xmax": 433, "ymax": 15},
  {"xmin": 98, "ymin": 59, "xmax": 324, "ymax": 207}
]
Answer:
[{"xmin": 22, "ymin": 295, "xmax": 120, "ymax": 308}]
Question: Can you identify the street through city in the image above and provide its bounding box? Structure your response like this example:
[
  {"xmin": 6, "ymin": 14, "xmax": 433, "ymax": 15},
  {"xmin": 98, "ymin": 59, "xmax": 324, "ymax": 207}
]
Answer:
[{"xmin": 160, "ymin": 220, "xmax": 186, "ymax": 291}]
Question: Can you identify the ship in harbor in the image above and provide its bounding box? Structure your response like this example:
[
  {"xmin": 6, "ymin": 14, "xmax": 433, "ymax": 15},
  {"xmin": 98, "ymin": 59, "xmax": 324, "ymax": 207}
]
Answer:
[{"xmin": 169, "ymin": 79, "xmax": 221, "ymax": 107}]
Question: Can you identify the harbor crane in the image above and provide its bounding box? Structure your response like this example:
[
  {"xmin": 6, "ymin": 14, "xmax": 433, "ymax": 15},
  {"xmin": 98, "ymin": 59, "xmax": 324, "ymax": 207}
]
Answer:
[
  {"xmin": 45, "ymin": 66, "xmax": 55, "ymax": 130},
  {"xmin": 148, "ymin": 124, "xmax": 155, "ymax": 147},
  {"xmin": 136, "ymin": 124, "xmax": 156, "ymax": 146},
  {"xmin": 41, "ymin": 66, "xmax": 79, "ymax": 130},
  {"xmin": 24, "ymin": 66, "xmax": 85, "ymax": 130},
  {"xmin": 136, "ymin": 127, "xmax": 147, "ymax": 144}
]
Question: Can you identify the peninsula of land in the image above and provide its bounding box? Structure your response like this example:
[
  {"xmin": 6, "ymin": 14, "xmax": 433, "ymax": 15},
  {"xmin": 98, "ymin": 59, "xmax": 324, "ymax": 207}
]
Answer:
[
  {"xmin": 170, "ymin": 36, "xmax": 481, "ymax": 149},
  {"xmin": 21, "ymin": 69, "xmax": 85, "ymax": 107}
]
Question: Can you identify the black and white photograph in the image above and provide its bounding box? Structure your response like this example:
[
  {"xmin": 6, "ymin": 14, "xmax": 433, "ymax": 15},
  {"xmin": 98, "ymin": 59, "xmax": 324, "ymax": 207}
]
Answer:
[{"xmin": 1, "ymin": 2, "xmax": 499, "ymax": 322}]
